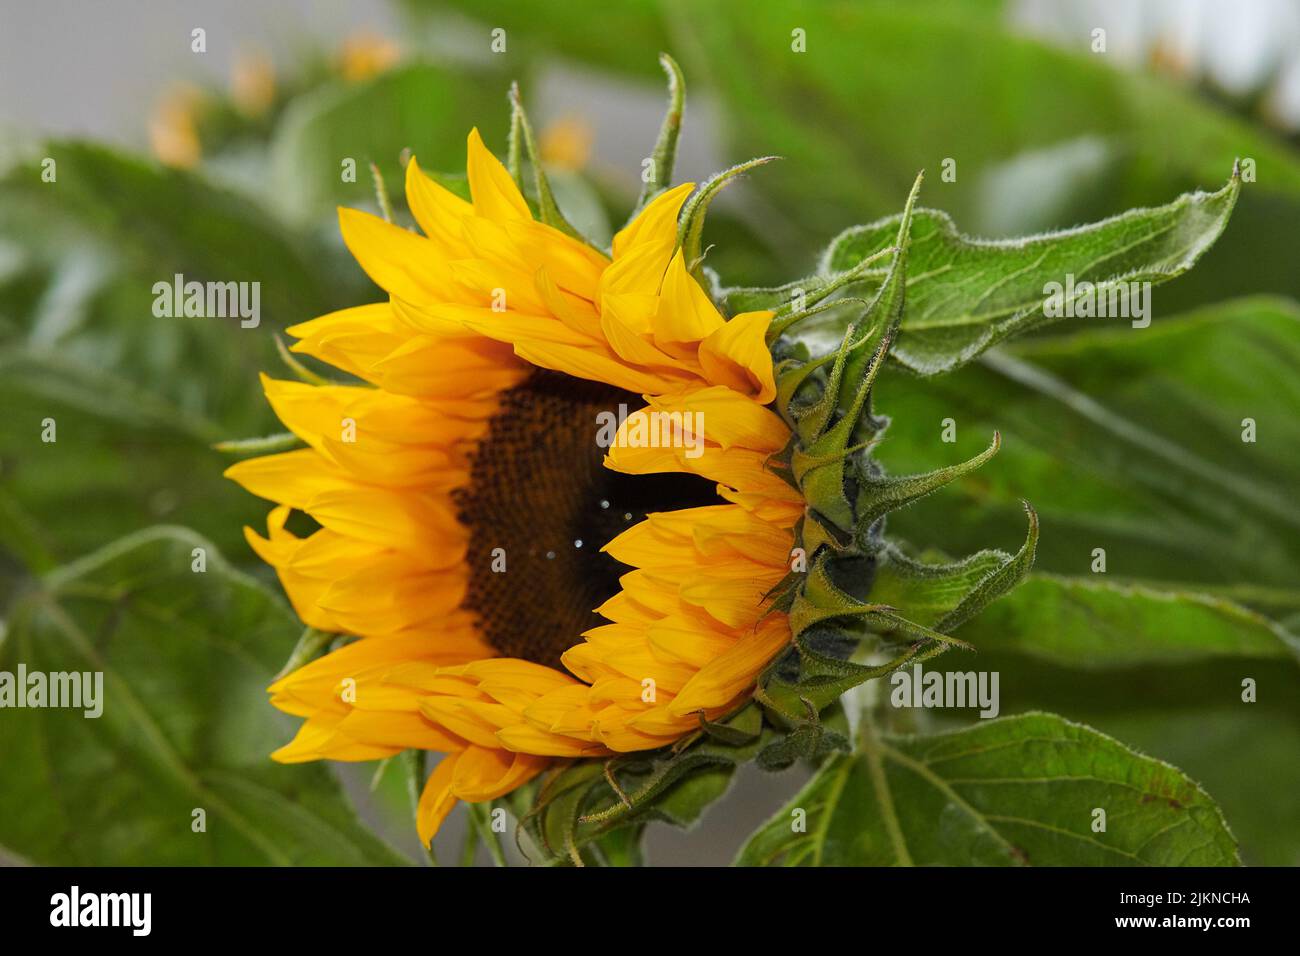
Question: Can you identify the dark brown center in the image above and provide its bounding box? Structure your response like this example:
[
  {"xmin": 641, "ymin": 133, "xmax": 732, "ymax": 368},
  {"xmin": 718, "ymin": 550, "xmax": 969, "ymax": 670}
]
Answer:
[{"xmin": 453, "ymin": 370, "xmax": 719, "ymax": 670}]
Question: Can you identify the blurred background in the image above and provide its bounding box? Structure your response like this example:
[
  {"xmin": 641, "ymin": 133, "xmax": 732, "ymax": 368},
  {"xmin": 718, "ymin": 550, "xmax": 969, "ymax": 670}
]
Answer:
[{"xmin": 1, "ymin": 0, "xmax": 1297, "ymax": 866}]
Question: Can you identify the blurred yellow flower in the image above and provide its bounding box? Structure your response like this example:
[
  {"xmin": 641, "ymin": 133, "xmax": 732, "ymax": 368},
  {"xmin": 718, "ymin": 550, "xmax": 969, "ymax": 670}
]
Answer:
[
  {"xmin": 339, "ymin": 31, "xmax": 401, "ymax": 83},
  {"xmin": 231, "ymin": 49, "xmax": 276, "ymax": 118},
  {"xmin": 539, "ymin": 115, "xmax": 595, "ymax": 171},
  {"xmin": 148, "ymin": 85, "xmax": 205, "ymax": 169}
]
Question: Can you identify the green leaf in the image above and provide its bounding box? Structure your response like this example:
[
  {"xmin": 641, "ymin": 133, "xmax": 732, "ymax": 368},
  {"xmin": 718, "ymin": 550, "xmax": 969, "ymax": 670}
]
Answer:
[
  {"xmin": 735, "ymin": 712, "xmax": 1239, "ymax": 866},
  {"xmin": 268, "ymin": 63, "xmax": 511, "ymax": 224},
  {"xmin": 426, "ymin": 0, "xmax": 1300, "ymax": 302},
  {"xmin": 0, "ymin": 526, "xmax": 411, "ymax": 865},
  {"xmin": 0, "ymin": 142, "xmax": 360, "ymax": 566},
  {"xmin": 402, "ymin": 0, "xmax": 671, "ymax": 83},
  {"xmin": 687, "ymin": 1, "xmax": 1297, "ymax": 213},
  {"xmin": 946, "ymin": 649, "xmax": 1300, "ymax": 866},
  {"xmin": 872, "ymin": 297, "xmax": 1300, "ymax": 591},
  {"xmin": 733, "ymin": 174, "xmax": 1239, "ymax": 374},
  {"xmin": 0, "ymin": 141, "xmax": 350, "ymax": 344},
  {"xmin": 0, "ymin": 354, "xmax": 269, "ymax": 566},
  {"xmin": 957, "ymin": 574, "xmax": 1300, "ymax": 668}
]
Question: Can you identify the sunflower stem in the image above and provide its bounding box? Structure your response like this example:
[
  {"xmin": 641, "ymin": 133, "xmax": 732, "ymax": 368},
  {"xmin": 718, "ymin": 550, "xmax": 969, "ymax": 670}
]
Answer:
[
  {"xmin": 401, "ymin": 749, "xmax": 438, "ymax": 866},
  {"xmin": 459, "ymin": 813, "xmax": 481, "ymax": 867},
  {"xmin": 468, "ymin": 802, "xmax": 509, "ymax": 867}
]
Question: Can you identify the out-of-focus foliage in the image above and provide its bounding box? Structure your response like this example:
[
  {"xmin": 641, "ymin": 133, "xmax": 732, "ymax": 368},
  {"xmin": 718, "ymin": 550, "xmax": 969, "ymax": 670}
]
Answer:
[
  {"xmin": 412, "ymin": 0, "xmax": 1300, "ymax": 306},
  {"xmin": 1, "ymin": 0, "xmax": 1297, "ymax": 866},
  {"xmin": 0, "ymin": 528, "xmax": 411, "ymax": 865}
]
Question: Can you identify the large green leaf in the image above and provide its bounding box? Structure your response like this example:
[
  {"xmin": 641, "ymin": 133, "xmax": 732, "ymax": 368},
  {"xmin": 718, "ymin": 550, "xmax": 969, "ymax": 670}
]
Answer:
[
  {"xmin": 0, "ymin": 352, "xmax": 269, "ymax": 569},
  {"xmin": 0, "ymin": 141, "xmax": 356, "ymax": 439},
  {"xmin": 935, "ymin": 652, "xmax": 1300, "ymax": 866},
  {"xmin": 0, "ymin": 142, "xmax": 363, "ymax": 565},
  {"xmin": 269, "ymin": 63, "xmax": 511, "ymax": 224},
  {"xmin": 0, "ymin": 141, "xmax": 350, "ymax": 346},
  {"xmin": 871, "ymin": 297, "xmax": 1300, "ymax": 591},
  {"xmin": 406, "ymin": 0, "xmax": 671, "ymax": 82},
  {"xmin": 729, "ymin": 174, "xmax": 1238, "ymax": 374},
  {"xmin": 735, "ymin": 712, "xmax": 1239, "ymax": 866},
  {"xmin": 0, "ymin": 526, "xmax": 410, "ymax": 865},
  {"xmin": 423, "ymin": 0, "xmax": 1300, "ymax": 299},
  {"xmin": 686, "ymin": 1, "xmax": 1299, "ymax": 219},
  {"xmin": 957, "ymin": 574, "xmax": 1299, "ymax": 668}
]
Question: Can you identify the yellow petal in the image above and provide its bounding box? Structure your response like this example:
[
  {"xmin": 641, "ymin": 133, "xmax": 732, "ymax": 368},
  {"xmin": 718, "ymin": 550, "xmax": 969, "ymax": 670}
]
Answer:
[
  {"xmin": 404, "ymin": 155, "xmax": 474, "ymax": 255},
  {"xmin": 466, "ymin": 127, "xmax": 531, "ymax": 222},
  {"xmin": 451, "ymin": 746, "xmax": 548, "ymax": 802},
  {"xmin": 612, "ymin": 182, "xmax": 693, "ymax": 259},
  {"xmin": 338, "ymin": 207, "xmax": 463, "ymax": 305},
  {"xmin": 652, "ymin": 249, "xmax": 725, "ymax": 354},
  {"xmin": 669, "ymin": 617, "xmax": 791, "ymax": 715},
  {"xmin": 698, "ymin": 310, "xmax": 777, "ymax": 403},
  {"xmin": 417, "ymin": 752, "xmax": 462, "ymax": 846}
]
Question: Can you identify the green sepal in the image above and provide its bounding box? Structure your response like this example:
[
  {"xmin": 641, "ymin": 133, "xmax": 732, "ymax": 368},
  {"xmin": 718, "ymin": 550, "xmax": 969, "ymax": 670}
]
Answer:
[
  {"xmin": 507, "ymin": 83, "xmax": 585, "ymax": 243},
  {"xmin": 275, "ymin": 333, "xmax": 333, "ymax": 385},
  {"xmin": 677, "ymin": 155, "xmax": 778, "ymax": 286},
  {"xmin": 767, "ymin": 295, "xmax": 870, "ymax": 351},
  {"xmin": 934, "ymin": 501, "xmax": 1039, "ymax": 632},
  {"xmin": 756, "ymin": 701, "xmax": 851, "ymax": 770},
  {"xmin": 866, "ymin": 513, "xmax": 1037, "ymax": 636},
  {"xmin": 696, "ymin": 708, "xmax": 765, "ymax": 746},
  {"xmin": 756, "ymin": 642, "xmax": 923, "ymax": 725},
  {"xmin": 788, "ymin": 336, "xmax": 890, "ymax": 531},
  {"xmin": 742, "ymin": 243, "xmax": 896, "ymax": 339},
  {"xmin": 789, "ymin": 319, "xmax": 879, "ymax": 447},
  {"xmin": 631, "ymin": 53, "xmax": 685, "ymax": 215},
  {"xmin": 273, "ymin": 625, "xmax": 335, "ymax": 681},
  {"xmin": 796, "ymin": 507, "xmax": 853, "ymax": 556},
  {"xmin": 787, "ymin": 552, "xmax": 974, "ymax": 650},
  {"xmin": 854, "ymin": 432, "xmax": 1002, "ymax": 533},
  {"xmin": 758, "ymin": 568, "xmax": 804, "ymax": 621},
  {"xmin": 212, "ymin": 431, "xmax": 302, "ymax": 456},
  {"xmin": 774, "ymin": 351, "xmax": 836, "ymax": 430},
  {"xmin": 780, "ymin": 174, "xmax": 920, "ymax": 531},
  {"xmin": 519, "ymin": 704, "xmax": 775, "ymax": 865}
]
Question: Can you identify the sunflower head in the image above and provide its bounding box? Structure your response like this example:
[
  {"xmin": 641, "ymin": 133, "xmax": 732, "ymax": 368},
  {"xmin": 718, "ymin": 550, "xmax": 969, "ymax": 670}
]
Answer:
[{"xmin": 226, "ymin": 60, "xmax": 1032, "ymax": 860}]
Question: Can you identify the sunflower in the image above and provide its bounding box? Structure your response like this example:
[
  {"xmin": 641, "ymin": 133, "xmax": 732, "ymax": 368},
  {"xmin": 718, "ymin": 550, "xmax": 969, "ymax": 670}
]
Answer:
[{"xmin": 226, "ymin": 129, "xmax": 802, "ymax": 844}]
